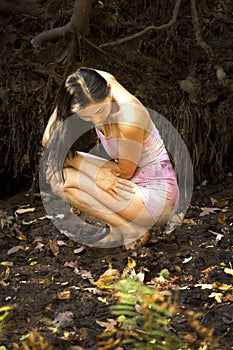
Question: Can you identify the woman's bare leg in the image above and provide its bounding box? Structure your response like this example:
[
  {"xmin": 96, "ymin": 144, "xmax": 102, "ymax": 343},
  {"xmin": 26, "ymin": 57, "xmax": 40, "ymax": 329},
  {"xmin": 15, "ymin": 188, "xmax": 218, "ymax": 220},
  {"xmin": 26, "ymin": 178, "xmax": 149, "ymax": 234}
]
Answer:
[{"xmin": 49, "ymin": 167, "xmax": 155, "ymax": 247}]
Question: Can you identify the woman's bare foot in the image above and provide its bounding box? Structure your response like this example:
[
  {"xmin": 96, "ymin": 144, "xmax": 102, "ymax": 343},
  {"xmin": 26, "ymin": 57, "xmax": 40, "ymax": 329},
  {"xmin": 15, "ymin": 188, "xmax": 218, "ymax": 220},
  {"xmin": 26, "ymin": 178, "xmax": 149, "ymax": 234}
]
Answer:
[{"xmin": 91, "ymin": 227, "xmax": 124, "ymax": 248}]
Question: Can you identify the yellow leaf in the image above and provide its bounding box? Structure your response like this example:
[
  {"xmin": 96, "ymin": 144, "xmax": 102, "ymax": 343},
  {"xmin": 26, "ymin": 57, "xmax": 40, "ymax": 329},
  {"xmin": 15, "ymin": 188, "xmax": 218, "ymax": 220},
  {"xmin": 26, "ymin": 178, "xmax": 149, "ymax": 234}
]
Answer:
[
  {"xmin": 93, "ymin": 268, "xmax": 119, "ymax": 288},
  {"xmin": 17, "ymin": 234, "xmax": 26, "ymax": 241},
  {"xmin": 128, "ymin": 257, "xmax": 136, "ymax": 269},
  {"xmin": 0, "ymin": 261, "xmax": 14, "ymax": 266},
  {"xmin": 117, "ymin": 315, "xmax": 126, "ymax": 325},
  {"xmin": 226, "ymin": 293, "xmax": 233, "ymax": 302},
  {"xmin": 224, "ymin": 268, "xmax": 233, "ymax": 276},
  {"xmin": 209, "ymin": 292, "xmax": 223, "ymax": 303},
  {"xmin": 98, "ymin": 297, "xmax": 108, "ymax": 304},
  {"xmin": 218, "ymin": 284, "xmax": 232, "ymax": 291},
  {"xmin": 15, "ymin": 207, "xmax": 35, "ymax": 215}
]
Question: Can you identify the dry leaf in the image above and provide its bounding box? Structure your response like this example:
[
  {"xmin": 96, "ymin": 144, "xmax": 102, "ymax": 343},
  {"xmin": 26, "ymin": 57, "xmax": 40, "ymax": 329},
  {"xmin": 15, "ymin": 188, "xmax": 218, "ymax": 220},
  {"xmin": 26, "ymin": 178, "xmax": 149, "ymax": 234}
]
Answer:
[
  {"xmin": 57, "ymin": 290, "xmax": 71, "ymax": 300},
  {"xmin": 209, "ymin": 292, "xmax": 223, "ymax": 303},
  {"xmin": 79, "ymin": 269, "xmax": 93, "ymax": 280},
  {"xmin": 224, "ymin": 268, "xmax": 233, "ymax": 276},
  {"xmin": 98, "ymin": 297, "xmax": 108, "ymax": 304},
  {"xmin": 128, "ymin": 257, "xmax": 136, "ymax": 269},
  {"xmin": 201, "ymin": 266, "xmax": 217, "ymax": 274},
  {"xmin": 15, "ymin": 206, "xmax": 35, "ymax": 215},
  {"xmin": 93, "ymin": 268, "xmax": 120, "ymax": 288},
  {"xmin": 218, "ymin": 211, "xmax": 228, "ymax": 225},
  {"xmin": 96, "ymin": 318, "xmax": 117, "ymax": 332},
  {"xmin": 49, "ymin": 240, "xmax": 59, "ymax": 256},
  {"xmin": 183, "ymin": 257, "xmax": 193, "ymax": 264},
  {"xmin": 73, "ymin": 246, "xmax": 85, "ymax": 254},
  {"xmin": 53, "ymin": 311, "xmax": 74, "ymax": 328},
  {"xmin": 7, "ymin": 245, "xmax": 25, "ymax": 255},
  {"xmin": 17, "ymin": 234, "xmax": 26, "ymax": 241},
  {"xmin": 199, "ymin": 207, "xmax": 220, "ymax": 216},
  {"xmin": 179, "ymin": 332, "xmax": 197, "ymax": 343},
  {"xmin": 0, "ymin": 267, "xmax": 10, "ymax": 286},
  {"xmin": 0, "ymin": 261, "xmax": 14, "ymax": 266},
  {"xmin": 226, "ymin": 294, "xmax": 233, "ymax": 302},
  {"xmin": 182, "ymin": 218, "xmax": 197, "ymax": 226},
  {"xmin": 210, "ymin": 197, "xmax": 229, "ymax": 208},
  {"xmin": 218, "ymin": 284, "xmax": 232, "ymax": 291}
]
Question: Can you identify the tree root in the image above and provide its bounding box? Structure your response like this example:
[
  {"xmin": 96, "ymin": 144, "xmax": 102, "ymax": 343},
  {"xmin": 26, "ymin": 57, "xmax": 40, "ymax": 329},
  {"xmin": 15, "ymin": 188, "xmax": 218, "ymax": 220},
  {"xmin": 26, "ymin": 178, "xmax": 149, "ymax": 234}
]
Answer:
[{"xmin": 99, "ymin": 0, "xmax": 182, "ymax": 48}]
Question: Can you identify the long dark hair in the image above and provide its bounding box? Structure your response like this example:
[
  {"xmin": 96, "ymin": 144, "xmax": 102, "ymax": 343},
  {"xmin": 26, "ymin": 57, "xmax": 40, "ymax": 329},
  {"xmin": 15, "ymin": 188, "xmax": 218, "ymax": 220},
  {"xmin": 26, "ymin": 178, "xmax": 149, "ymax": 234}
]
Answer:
[{"xmin": 44, "ymin": 68, "xmax": 109, "ymax": 179}]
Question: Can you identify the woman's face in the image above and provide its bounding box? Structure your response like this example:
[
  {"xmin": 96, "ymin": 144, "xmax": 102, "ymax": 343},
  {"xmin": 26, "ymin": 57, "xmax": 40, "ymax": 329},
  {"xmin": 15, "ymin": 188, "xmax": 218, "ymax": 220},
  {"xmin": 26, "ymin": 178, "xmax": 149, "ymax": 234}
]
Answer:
[{"xmin": 77, "ymin": 94, "xmax": 112, "ymax": 125}]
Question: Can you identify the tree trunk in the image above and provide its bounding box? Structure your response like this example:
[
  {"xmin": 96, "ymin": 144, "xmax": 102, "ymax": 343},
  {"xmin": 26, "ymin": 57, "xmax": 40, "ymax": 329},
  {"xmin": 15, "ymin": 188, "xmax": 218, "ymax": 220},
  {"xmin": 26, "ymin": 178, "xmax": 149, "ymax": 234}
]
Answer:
[
  {"xmin": 31, "ymin": 0, "xmax": 93, "ymax": 49},
  {"xmin": 70, "ymin": 0, "xmax": 93, "ymax": 35}
]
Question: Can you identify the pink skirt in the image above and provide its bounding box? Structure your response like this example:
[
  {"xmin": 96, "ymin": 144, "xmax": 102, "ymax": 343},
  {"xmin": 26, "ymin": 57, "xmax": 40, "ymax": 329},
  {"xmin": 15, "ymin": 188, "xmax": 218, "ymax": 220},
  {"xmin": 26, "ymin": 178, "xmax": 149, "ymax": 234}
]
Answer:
[{"xmin": 130, "ymin": 160, "xmax": 179, "ymax": 222}]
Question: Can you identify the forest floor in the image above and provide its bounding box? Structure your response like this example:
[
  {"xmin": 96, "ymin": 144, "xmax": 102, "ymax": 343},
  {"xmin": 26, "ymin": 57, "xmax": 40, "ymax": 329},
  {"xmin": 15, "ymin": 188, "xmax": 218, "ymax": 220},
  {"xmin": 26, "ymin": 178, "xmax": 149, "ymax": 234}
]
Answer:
[{"xmin": 0, "ymin": 175, "xmax": 232, "ymax": 350}]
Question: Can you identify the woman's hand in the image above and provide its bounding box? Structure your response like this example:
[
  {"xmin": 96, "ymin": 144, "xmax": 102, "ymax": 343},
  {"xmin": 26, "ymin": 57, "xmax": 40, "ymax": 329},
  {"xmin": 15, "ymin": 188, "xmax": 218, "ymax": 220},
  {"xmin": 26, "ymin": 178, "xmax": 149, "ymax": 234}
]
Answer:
[{"xmin": 96, "ymin": 167, "xmax": 135, "ymax": 199}]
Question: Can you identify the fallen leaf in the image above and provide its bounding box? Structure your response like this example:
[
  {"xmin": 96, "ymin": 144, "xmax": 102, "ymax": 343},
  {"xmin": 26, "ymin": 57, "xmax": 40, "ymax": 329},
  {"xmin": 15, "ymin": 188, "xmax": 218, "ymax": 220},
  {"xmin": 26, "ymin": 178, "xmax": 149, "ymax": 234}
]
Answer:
[
  {"xmin": 0, "ymin": 267, "xmax": 10, "ymax": 287},
  {"xmin": 194, "ymin": 284, "xmax": 213, "ymax": 290},
  {"xmin": 199, "ymin": 207, "xmax": 220, "ymax": 216},
  {"xmin": 73, "ymin": 246, "xmax": 85, "ymax": 254},
  {"xmin": 201, "ymin": 266, "xmax": 217, "ymax": 274},
  {"xmin": 57, "ymin": 290, "xmax": 71, "ymax": 300},
  {"xmin": 15, "ymin": 206, "xmax": 35, "ymax": 215},
  {"xmin": 93, "ymin": 268, "xmax": 120, "ymax": 288},
  {"xmin": 128, "ymin": 257, "xmax": 136, "ymax": 269},
  {"xmin": 98, "ymin": 297, "xmax": 108, "ymax": 304},
  {"xmin": 179, "ymin": 332, "xmax": 197, "ymax": 343},
  {"xmin": 17, "ymin": 234, "xmax": 27, "ymax": 241},
  {"xmin": 64, "ymin": 261, "xmax": 79, "ymax": 269},
  {"xmin": 7, "ymin": 245, "xmax": 25, "ymax": 255},
  {"xmin": 182, "ymin": 218, "xmax": 197, "ymax": 226},
  {"xmin": 224, "ymin": 268, "xmax": 233, "ymax": 276},
  {"xmin": 0, "ymin": 261, "xmax": 14, "ymax": 266},
  {"xmin": 209, "ymin": 292, "xmax": 223, "ymax": 303},
  {"xmin": 49, "ymin": 240, "xmax": 60, "ymax": 256},
  {"xmin": 210, "ymin": 197, "xmax": 229, "ymax": 208},
  {"xmin": 226, "ymin": 294, "xmax": 233, "ymax": 302},
  {"xmin": 96, "ymin": 318, "xmax": 117, "ymax": 332},
  {"xmin": 79, "ymin": 269, "xmax": 93, "ymax": 281},
  {"xmin": 53, "ymin": 311, "xmax": 74, "ymax": 328},
  {"xmin": 182, "ymin": 257, "xmax": 193, "ymax": 264},
  {"xmin": 218, "ymin": 211, "xmax": 228, "ymax": 225},
  {"xmin": 218, "ymin": 284, "xmax": 232, "ymax": 291}
]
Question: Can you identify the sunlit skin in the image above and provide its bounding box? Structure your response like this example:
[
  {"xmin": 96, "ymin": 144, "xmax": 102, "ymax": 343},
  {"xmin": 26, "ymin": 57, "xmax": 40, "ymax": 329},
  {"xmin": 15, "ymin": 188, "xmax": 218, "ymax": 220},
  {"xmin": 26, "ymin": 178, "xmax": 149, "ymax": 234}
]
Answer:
[{"xmin": 42, "ymin": 70, "xmax": 175, "ymax": 248}]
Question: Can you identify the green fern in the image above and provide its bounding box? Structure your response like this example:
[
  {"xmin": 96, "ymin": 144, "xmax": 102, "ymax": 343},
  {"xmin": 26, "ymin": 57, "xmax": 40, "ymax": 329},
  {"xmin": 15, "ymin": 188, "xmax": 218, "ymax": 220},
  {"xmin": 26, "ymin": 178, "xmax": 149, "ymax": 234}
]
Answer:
[{"xmin": 97, "ymin": 279, "xmax": 187, "ymax": 350}]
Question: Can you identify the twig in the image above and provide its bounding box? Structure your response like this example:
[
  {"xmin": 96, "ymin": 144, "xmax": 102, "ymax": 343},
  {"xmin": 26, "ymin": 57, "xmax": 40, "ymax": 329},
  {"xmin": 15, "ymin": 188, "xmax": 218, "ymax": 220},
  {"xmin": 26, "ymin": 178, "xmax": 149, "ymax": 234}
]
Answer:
[
  {"xmin": 99, "ymin": 0, "xmax": 182, "ymax": 48},
  {"xmin": 82, "ymin": 37, "xmax": 126, "ymax": 67}
]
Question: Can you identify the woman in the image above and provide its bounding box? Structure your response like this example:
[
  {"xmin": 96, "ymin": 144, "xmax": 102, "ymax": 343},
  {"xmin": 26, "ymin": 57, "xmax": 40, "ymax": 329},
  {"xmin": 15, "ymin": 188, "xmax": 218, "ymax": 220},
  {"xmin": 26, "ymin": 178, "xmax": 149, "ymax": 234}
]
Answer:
[{"xmin": 42, "ymin": 67, "xmax": 179, "ymax": 250}]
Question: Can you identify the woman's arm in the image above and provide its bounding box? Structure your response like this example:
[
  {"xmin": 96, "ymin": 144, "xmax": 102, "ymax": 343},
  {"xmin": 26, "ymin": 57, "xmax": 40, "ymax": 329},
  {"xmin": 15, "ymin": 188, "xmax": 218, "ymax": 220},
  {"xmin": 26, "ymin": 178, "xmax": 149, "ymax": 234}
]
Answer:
[
  {"xmin": 64, "ymin": 153, "xmax": 134, "ymax": 199},
  {"xmin": 114, "ymin": 105, "xmax": 149, "ymax": 179}
]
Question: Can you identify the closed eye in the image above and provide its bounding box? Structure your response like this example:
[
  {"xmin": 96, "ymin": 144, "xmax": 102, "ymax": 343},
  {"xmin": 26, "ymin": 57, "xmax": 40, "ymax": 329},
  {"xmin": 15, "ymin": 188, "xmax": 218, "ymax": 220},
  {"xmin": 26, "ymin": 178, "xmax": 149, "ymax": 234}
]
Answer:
[{"xmin": 95, "ymin": 107, "xmax": 104, "ymax": 114}]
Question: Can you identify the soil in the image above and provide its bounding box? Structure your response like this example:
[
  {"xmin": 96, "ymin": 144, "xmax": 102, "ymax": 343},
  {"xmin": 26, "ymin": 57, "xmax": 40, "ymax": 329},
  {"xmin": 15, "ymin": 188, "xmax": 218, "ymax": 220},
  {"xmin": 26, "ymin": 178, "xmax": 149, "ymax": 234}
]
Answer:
[{"xmin": 0, "ymin": 175, "xmax": 233, "ymax": 350}]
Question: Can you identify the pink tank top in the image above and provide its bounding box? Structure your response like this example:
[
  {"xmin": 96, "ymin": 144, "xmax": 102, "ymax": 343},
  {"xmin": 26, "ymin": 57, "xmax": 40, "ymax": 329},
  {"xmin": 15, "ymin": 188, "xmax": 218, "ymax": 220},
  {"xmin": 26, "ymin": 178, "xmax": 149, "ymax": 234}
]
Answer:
[{"xmin": 95, "ymin": 122, "xmax": 169, "ymax": 167}]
